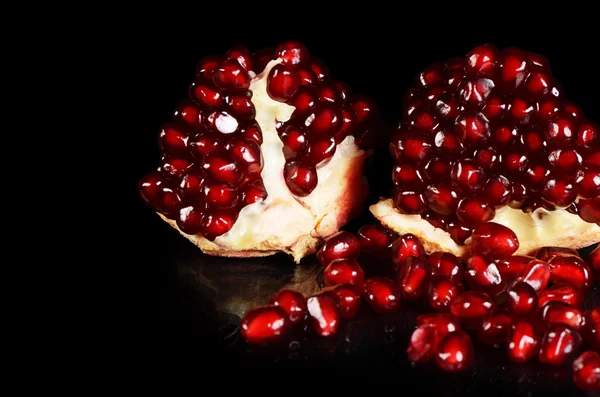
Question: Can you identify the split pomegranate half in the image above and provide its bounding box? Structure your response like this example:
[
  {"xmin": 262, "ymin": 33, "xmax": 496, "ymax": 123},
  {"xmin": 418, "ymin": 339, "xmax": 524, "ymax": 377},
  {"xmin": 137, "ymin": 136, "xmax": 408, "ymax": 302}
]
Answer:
[
  {"xmin": 139, "ymin": 41, "xmax": 387, "ymax": 262},
  {"xmin": 371, "ymin": 44, "xmax": 600, "ymax": 258}
]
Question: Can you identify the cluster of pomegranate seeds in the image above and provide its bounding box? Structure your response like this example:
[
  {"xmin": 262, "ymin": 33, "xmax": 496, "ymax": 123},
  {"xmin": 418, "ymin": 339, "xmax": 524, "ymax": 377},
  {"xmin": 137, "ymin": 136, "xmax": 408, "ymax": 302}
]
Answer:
[
  {"xmin": 390, "ymin": 44, "xmax": 600, "ymax": 244},
  {"xmin": 138, "ymin": 41, "xmax": 384, "ymax": 241}
]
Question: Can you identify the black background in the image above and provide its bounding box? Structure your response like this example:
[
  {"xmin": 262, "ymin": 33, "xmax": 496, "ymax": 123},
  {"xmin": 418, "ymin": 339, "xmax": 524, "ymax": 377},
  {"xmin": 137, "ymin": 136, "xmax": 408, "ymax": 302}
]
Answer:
[{"xmin": 118, "ymin": 11, "xmax": 600, "ymax": 393}]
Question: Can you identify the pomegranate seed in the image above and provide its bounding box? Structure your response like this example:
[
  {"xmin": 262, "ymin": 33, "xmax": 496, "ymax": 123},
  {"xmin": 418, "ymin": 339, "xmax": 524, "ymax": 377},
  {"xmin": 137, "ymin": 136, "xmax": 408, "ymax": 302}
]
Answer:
[
  {"xmin": 200, "ymin": 210, "xmax": 237, "ymax": 240},
  {"xmin": 240, "ymin": 306, "xmax": 289, "ymax": 344},
  {"xmin": 515, "ymin": 259, "xmax": 551, "ymax": 293},
  {"xmin": 578, "ymin": 198, "xmax": 600, "ymax": 223},
  {"xmin": 418, "ymin": 63, "xmax": 445, "ymax": 87},
  {"xmin": 549, "ymin": 255, "xmax": 592, "ymax": 290},
  {"xmin": 425, "ymin": 158, "xmax": 453, "ymax": 182},
  {"xmin": 225, "ymin": 94, "xmax": 255, "ymax": 119},
  {"xmin": 189, "ymin": 134, "xmax": 221, "ymax": 158},
  {"xmin": 213, "ymin": 59, "xmax": 250, "ymax": 91},
  {"xmin": 394, "ymin": 189, "xmax": 427, "ymax": 215},
  {"xmin": 535, "ymin": 246, "xmax": 580, "ymax": 262},
  {"xmin": 577, "ymin": 123, "xmax": 598, "ymax": 150},
  {"xmin": 277, "ymin": 41, "xmax": 308, "ymax": 66},
  {"xmin": 283, "ymin": 160, "xmax": 317, "ymax": 196},
  {"xmin": 456, "ymin": 112, "xmax": 490, "ymax": 147},
  {"xmin": 138, "ymin": 171, "xmax": 164, "ymax": 207},
  {"xmin": 508, "ymin": 320, "xmax": 540, "ymax": 363},
  {"xmin": 308, "ymin": 58, "xmax": 329, "ymax": 82},
  {"xmin": 391, "ymin": 131, "xmax": 433, "ymax": 165},
  {"xmin": 435, "ymin": 330, "xmax": 475, "ymax": 373},
  {"xmin": 253, "ymin": 48, "xmax": 275, "ymax": 74},
  {"xmin": 493, "ymin": 125, "xmax": 518, "ymax": 147},
  {"xmin": 324, "ymin": 259, "xmax": 365, "ymax": 287},
  {"xmin": 506, "ymin": 282, "xmax": 538, "ymax": 317},
  {"xmin": 391, "ymin": 234, "xmax": 425, "ymax": 273},
  {"xmin": 161, "ymin": 155, "xmax": 193, "ymax": 180},
  {"xmin": 322, "ymin": 284, "xmax": 361, "ymax": 319},
  {"xmin": 280, "ymin": 125, "xmax": 307, "ymax": 158},
  {"xmin": 158, "ymin": 124, "xmax": 189, "ymax": 153},
  {"xmin": 484, "ymin": 175, "xmax": 513, "ymax": 207},
  {"xmin": 202, "ymin": 154, "xmax": 242, "ymax": 185},
  {"xmin": 176, "ymin": 206, "xmax": 203, "ymax": 234},
  {"xmin": 447, "ymin": 220, "xmax": 473, "ymax": 244},
  {"xmin": 357, "ymin": 224, "xmax": 395, "ymax": 259},
  {"xmin": 226, "ymin": 45, "xmax": 252, "ymax": 71},
  {"xmin": 317, "ymin": 231, "xmax": 360, "ymax": 266},
  {"xmin": 546, "ymin": 113, "xmax": 576, "ymax": 146},
  {"xmin": 433, "ymin": 128, "xmax": 464, "ymax": 156},
  {"xmin": 174, "ymin": 100, "xmax": 201, "ymax": 127},
  {"xmin": 417, "ymin": 313, "xmax": 460, "ymax": 335},
  {"xmin": 204, "ymin": 183, "xmax": 239, "ymax": 210},
  {"xmin": 582, "ymin": 308, "xmax": 600, "ymax": 351},
  {"xmin": 227, "ymin": 137, "xmax": 262, "ymax": 176},
  {"xmin": 156, "ymin": 186, "xmax": 183, "ymax": 218},
  {"xmin": 538, "ymin": 324, "xmax": 582, "ymax": 365},
  {"xmin": 398, "ymin": 256, "xmax": 432, "ymax": 300},
  {"xmin": 483, "ymin": 96, "xmax": 506, "ymax": 120},
  {"xmin": 588, "ymin": 245, "xmax": 600, "ymax": 272},
  {"xmin": 539, "ymin": 301, "xmax": 584, "ymax": 331},
  {"xmin": 575, "ymin": 167, "xmax": 600, "ymax": 198},
  {"xmin": 267, "ymin": 64, "xmax": 301, "ymax": 102},
  {"xmin": 496, "ymin": 255, "xmax": 534, "ymax": 281},
  {"xmin": 428, "ymin": 252, "xmax": 463, "ymax": 281},
  {"xmin": 303, "ymin": 137, "xmax": 337, "ymax": 165},
  {"xmin": 241, "ymin": 179, "xmax": 267, "ymax": 205},
  {"xmin": 178, "ymin": 170, "xmax": 207, "ymax": 199},
  {"xmin": 466, "ymin": 44, "xmax": 497, "ymax": 77},
  {"xmin": 307, "ymin": 106, "xmax": 342, "ymax": 137},
  {"xmin": 361, "ymin": 277, "xmax": 402, "ymax": 314},
  {"xmin": 424, "ymin": 185, "xmax": 459, "ymax": 216},
  {"xmin": 196, "ymin": 55, "xmax": 221, "ymax": 79},
  {"xmin": 478, "ymin": 310, "xmax": 512, "ymax": 344},
  {"xmin": 428, "ymin": 276, "xmax": 461, "ymax": 312},
  {"xmin": 270, "ymin": 289, "xmax": 307, "ymax": 324},
  {"xmin": 456, "ymin": 196, "xmax": 495, "ymax": 227},
  {"xmin": 542, "ymin": 178, "xmax": 576, "ymax": 207},
  {"xmin": 392, "ymin": 163, "xmax": 425, "ymax": 187},
  {"xmin": 498, "ymin": 48, "xmax": 529, "ymax": 89},
  {"xmin": 407, "ymin": 324, "xmax": 440, "ymax": 363},
  {"xmin": 307, "ymin": 293, "xmax": 340, "ymax": 337},
  {"xmin": 471, "ymin": 222, "xmax": 520, "ymax": 260},
  {"xmin": 451, "ymin": 291, "xmax": 497, "ymax": 320},
  {"xmin": 465, "ymin": 255, "xmax": 504, "ymax": 295},
  {"xmin": 572, "ymin": 351, "xmax": 600, "ymax": 391},
  {"xmin": 538, "ymin": 284, "xmax": 584, "ymax": 308}
]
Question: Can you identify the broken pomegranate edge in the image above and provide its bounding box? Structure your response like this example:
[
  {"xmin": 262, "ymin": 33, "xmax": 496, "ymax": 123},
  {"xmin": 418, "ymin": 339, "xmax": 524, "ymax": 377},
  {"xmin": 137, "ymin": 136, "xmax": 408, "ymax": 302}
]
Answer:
[
  {"xmin": 141, "ymin": 41, "xmax": 387, "ymax": 263},
  {"xmin": 371, "ymin": 44, "xmax": 599, "ymax": 259}
]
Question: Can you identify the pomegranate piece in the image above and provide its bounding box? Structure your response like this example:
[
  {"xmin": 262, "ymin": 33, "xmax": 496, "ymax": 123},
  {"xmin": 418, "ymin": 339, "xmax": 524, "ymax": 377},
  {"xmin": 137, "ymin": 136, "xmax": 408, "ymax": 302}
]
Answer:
[
  {"xmin": 582, "ymin": 308, "xmax": 600, "ymax": 351},
  {"xmin": 538, "ymin": 283, "xmax": 584, "ymax": 308},
  {"xmin": 357, "ymin": 224, "xmax": 396, "ymax": 259},
  {"xmin": 417, "ymin": 313, "xmax": 460, "ymax": 335},
  {"xmin": 471, "ymin": 222, "xmax": 519, "ymax": 260},
  {"xmin": 539, "ymin": 324, "xmax": 582, "ymax": 365},
  {"xmin": 435, "ymin": 330, "xmax": 475, "ymax": 373},
  {"xmin": 539, "ymin": 301, "xmax": 583, "ymax": 331},
  {"xmin": 428, "ymin": 252, "xmax": 463, "ymax": 281},
  {"xmin": 317, "ymin": 231, "xmax": 360, "ymax": 266},
  {"xmin": 324, "ymin": 259, "xmax": 365, "ymax": 287},
  {"xmin": 451, "ymin": 291, "xmax": 497, "ymax": 320},
  {"xmin": 398, "ymin": 256, "xmax": 432, "ymax": 300},
  {"xmin": 572, "ymin": 351, "xmax": 600, "ymax": 392},
  {"xmin": 587, "ymin": 245, "xmax": 600, "ymax": 272},
  {"xmin": 479, "ymin": 310, "xmax": 512, "ymax": 344},
  {"xmin": 307, "ymin": 294, "xmax": 340, "ymax": 337},
  {"xmin": 270, "ymin": 289, "xmax": 307, "ymax": 324},
  {"xmin": 536, "ymin": 246, "xmax": 580, "ymax": 262},
  {"xmin": 324, "ymin": 284, "xmax": 361, "ymax": 319},
  {"xmin": 548, "ymin": 255, "xmax": 592, "ymax": 290},
  {"xmin": 391, "ymin": 233, "xmax": 426, "ymax": 273},
  {"xmin": 464, "ymin": 255, "xmax": 504, "ymax": 295},
  {"xmin": 240, "ymin": 305, "xmax": 289, "ymax": 344},
  {"xmin": 506, "ymin": 282, "xmax": 538, "ymax": 317},
  {"xmin": 361, "ymin": 277, "xmax": 402, "ymax": 314},
  {"xmin": 407, "ymin": 324, "xmax": 439, "ymax": 363},
  {"xmin": 508, "ymin": 320, "xmax": 540, "ymax": 363},
  {"xmin": 496, "ymin": 255, "xmax": 534, "ymax": 281},
  {"xmin": 515, "ymin": 259, "xmax": 551, "ymax": 293},
  {"xmin": 427, "ymin": 276, "xmax": 461, "ymax": 312}
]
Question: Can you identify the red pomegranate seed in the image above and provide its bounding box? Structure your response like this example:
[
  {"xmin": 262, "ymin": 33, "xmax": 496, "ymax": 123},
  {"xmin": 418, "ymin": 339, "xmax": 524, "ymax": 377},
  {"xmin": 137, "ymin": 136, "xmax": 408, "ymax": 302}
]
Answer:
[
  {"xmin": 498, "ymin": 48, "xmax": 529, "ymax": 89},
  {"xmin": 307, "ymin": 106, "xmax": 342, "ymax": 137},
  {"xmin": 546, "ymin": 113, "xmax": 576, "ymax": 146},
  {"xmin": 465, "ymin": 255, "xmax": 504, "ymax": 295},
  {"xmin": 407, "ymin": 324, "xmax": 440, "ymax": 363},
  {"xmin": 535, "ymin": 246, "xmax": 580, "ymax": 262},
  {"xmin": 506, "ymin": 282, "xmax": 538, "ymax": 317},
  {"xmin": 200, "ymin": 210, "xmax": 237, "ymax": 240},
  {"xmin": 582, "ymin": 308, "xmax": 600, "ymax": 351},
  {"xmin": 572, "ymin": 351, "xmax": 600, "ymax": 391},
  {"xmin": 213, "ymin": 59, "xmax": 250, "ymax": 91},
  {"xmin": 548, "ymin": 255, "xmax": 592, "ymax": 290},
  {"xmin": 391, "ymin": 234, "xmax": 426, "ymax": 273},
  {"xmin": 538, "ymin": 324, "xmax": 582, "ymax": 365},
  {"xmin": 267, "ymin": 64, "xmax": 301, "ymax": 102},
  {"xmin": 394, "ymin": 189, "xmax": 427, "ymax": 214},
  {"xmin": 456, "ymin": 112, "xmax": 490, "ymax": 147},
  {"xmin": 496, "ymin": 255, "xmax": 534, "ymax": 281},
  {"xmin": 156, "ymin": 186, "xmax": 182, "ymax": 218},
  {"xmin": 283, "ymin": 160, "xmax": 317, "ymax": 196},
  {"xmin": 471, "ymin": 222, "xmax": 520, "ymax": 260},
  {"xmin": 575, "ymin": 167, "xmax": 600, "ymax": 198},
  {"xmin": 485, "ymin": 175, "xmax": 513, "ymax": 207},
  {"xmin": 399, "ymin": 256, "xmax": 432, "ymax": 300},
  {"xmin": 189, "ymin": 134, "xmax": 221, "ymax": 158},
  {"xmin": 478, "ymin": 310, "xmax": 512, "ymax": 344},
  {"xmin": 451, "ymin": 291, "xmax": 497, "ymax": 320},
  {"xmin": 304, "ymin": 137, "xmax": 337, "ymax": 165},
  {"xmin": 456, "ymin": 196, "xmax": 495, "ymax": 227},
  {"xmin": 539, "ymin": 301, "xmax": 584, "ymax": 331},
  {"xmin": 577, "ymin": 123, "xmax": 598, "ymax": 150},
  {"xmin": 316, "ymin": 231, "xmax": 360, "ymax": 266},
  {"xmin": 393, "ymin": 163, "xmax": 425, "ymax": 187},
  {"xmin": 428, "ymin": 252, "xmax": 463, "ymax": 281},
  {"xmin": 324, "ymin": 259, "xmax": 365, "ymax": 287},
  {"xmin": 542, "ymin": 178, "xmax": 577, "ymax": 207},
  {"xmin": 240, "ymin": 306, "xmax": 289, "ymax": 344},
  {"xmin": 202, "ymin": 154, "xmax": 242, "ymax": 185},
  {"xmin": 158, "ymin": 124, "xmax": 189, "ymax": 153},
  {"xmin": 307, "ymin": 293, "xmax": 340, "ymax": 337},
  {"xmin": 538, "ymin": 284, "xmax": 584, "ymax": 308},
  {"xmin": 361, "ymin": 277, "xmax": 402, "ymax": 314},
  {"xmin": 435, "ymin": 330, "xmax": 475, "ymax": 373},
  {"xmin": 178, "ymin": 170, "xmax": 207, "ymax": 199},
  {"xmin": 322, "ymin": 284, "xmax": 361, "ymax": 319},
  {"xmin": 515, "ymin": 259, "xmax": 551, "ymax": 293},
  {"xmin": 427, "ymin": 276, "xmax": 461, "ymax": 312},
  {"xmin": 588, "ymin": 245, "xmax": 600, "ymax": 272},
  {"xmin": 270, "ymin": 289, "xmax": 307, "ymax": 324},
  {"xmin": 196, "ymin": 55, "xmax": 221, "ymax": 79},
  {"xmin": 578, "ymin": 198, "xmax": 600, "ymax": 223},
  {"xmin": 357, "ymin": 224, "xmax": 395, "ymax": 260},
  {"xmin": 204, "ymin": 183, "xmax": 239, "ymax": 210},
  {"xmin": 508, "ymin": 320, "xmax": 540, "ymax": 363},
  {"xmin": 161, "ymin": 155, "xmax": 193, "ymax": 180},
  {"xmin": 493, "ymin": 125, "xmax": 518, "ymax": 147},
  {"xmin": 466, "ymin": 44, "xmax": 498, "ymax": 77},
  {"xmin": 277, "ymin": 41, "xmax": 308, "ymax": 66},
  {"xmin": 138, "ymin": 171, "xmax": 164, "ymax": 207},
  {"xmin": 176, "ymin": 206, "xmax": 203, "ymax": 234},
  {"xmin": 425, "ymin": 158, "xmax": 453, "ymax": 182},
  {"xmin": 226, "ymin": 45, "xmax": 253, "ymax": 71},
  {"xmin": 425, "ymin": 185, "xmax": 459, "ymax": 215},
  {"xmin": 241, "ymin": 179, "xmax": 267, "ymax": 205},
  {"xmin": 447, "ymin": 220, "xmax": 473, "ymax": 244},
  {"xmin": 390, "ymin": 132, "xmax": 433, "ymax": 165}
]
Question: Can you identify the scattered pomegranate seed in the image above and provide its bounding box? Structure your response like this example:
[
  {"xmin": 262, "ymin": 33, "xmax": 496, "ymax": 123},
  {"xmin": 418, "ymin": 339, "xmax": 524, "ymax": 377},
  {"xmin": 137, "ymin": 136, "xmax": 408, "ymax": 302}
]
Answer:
[
  {"xmin": 398, "ymin": 256, "xmax": 432, "ymax": 300},
  {"xmin": 316, "ymin": 231, "xmax": 360, "ymax": 266},
  {"xmin": 515, "ymin": 259, "xmax": 551, "ymax": 293},
  {"xmin": 464, "ymin": 255, "xmax": 504, "ymax": 295},
  {"xmin": 538, "ymin": 324, "xmax": 582, "ymax": 365},
  {"xmin": 240, "ymin": 306, "xmax": 290, "ymax": 344},
  {"xmin": 427, "ymin": 276, "xmax": 462, "ymax": 312},
  {"xmin": 548, "ymin": 255, "xmax": 592, "ymax": 290},
  {"xmin": 451, "ymin": 291, "xmax": 497, "ymax": 322},
  {"xmin": 391, "ymin": 233, "xmax": 426, "ymax": 273},
  {"xmin": 307, "ymin": 294, "xmax": 340, "ymax": 337},
  {"xmin": 508, "ymin": 320, "xmax": 540, "ymax": 363},
  {"xmin": 323, "ymin": 284, "xmax": 361, "ymax": 319},
  {"xmin": 471, "ymin": 223, "xmax": 520, "ymax": 260},
  {"xmin": 539, "ymin": 301, "xmax": 584, "ymax": 331},
  {"xmin": 357, "ymin": 224, "xmax": 396, "ymax": 259},
  {"xmin": 324, "ymin": 259, "xmax": 365, "ymax": 287},
  {"xmin": 538, "ymin": 283, "xmax": 584, "ymax": 308},
  {"xmin": 572, "ymin": 351, "xmax": 600, "ymax": 391},
  {"xmin": 435, "ymin": 330, "xmax": 475, "ymax": 373},
  {"xmin": 407, "ymin": 324, "xmax": 440, "ymax": 363},
  {"xmin": 417, "ymin": 313, "xmax": 460, "ymax": 335},
  {"xmin": 582, "ymin": 308, "xmax": 600, "ymax": 351},
  {"xmin": 428, "ymin": 252, "xmax": 463, "ymax": 281},
  {"xmin": 478, "ymin": 310, "xmax": 512, "ymax": 344},
  {"xmin": 587, "ymin": 245, "xmax": 599, "ymax": 272},
  {"xmin": 362, "ymin": 277, "xmax": 402, "ymax": 314},
  {"xmin": 270, "ymin": 289, "xmax": 307, "ymax": 325},
  {"xmin": 506, "ymin": 282, "xmax": 538, "ymax": 317}
]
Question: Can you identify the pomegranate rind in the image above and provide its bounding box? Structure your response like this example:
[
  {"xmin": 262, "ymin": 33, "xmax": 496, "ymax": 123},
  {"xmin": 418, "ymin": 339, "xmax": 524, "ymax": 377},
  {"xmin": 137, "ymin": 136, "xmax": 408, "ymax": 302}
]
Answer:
[{"xmin": 370, "ymin": 198, "xmax": 600, "ymax": 259}]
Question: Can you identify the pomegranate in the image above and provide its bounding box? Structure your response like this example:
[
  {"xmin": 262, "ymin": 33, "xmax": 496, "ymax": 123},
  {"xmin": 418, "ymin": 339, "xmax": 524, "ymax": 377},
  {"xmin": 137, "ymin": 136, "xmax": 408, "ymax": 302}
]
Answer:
[
  {"xmin": 572, "ymin": 351, "xmax": 600, "ymax": 392},
  {"xmin": 548, "ymin": 255, "xmax": 592, "ymax": 290},
  {"xmin": 508, "ymin": 320, "xmax": 540, "ymax": 363},
  {"xmin": 139, "ymin": 41, "xmax": 387, "ymax": 262},
  {"xmin": 240, "ymin": 305, "xmax": 290, "ymax": 344},
  {"xmin": 538, "ymin": 324, "xmax": 582, "ymax": 365},
  {"xmin": 478, "ymin": 310, "xmax": 512, "ymax": 344},
  {"xmin": 323, "ymin": 258, "xmax": 364, "ymax": 286},
  {"xmin": 506, "ymin": 282, "xmax": 538, "ymax": 317},
  {"xmin": 270, "ymin": 289, "xmax": 307, "ymax": 324},
  {"xmin": 435, "ymin": 330, "xmax": 475, "ymax": 373},
  {"xmin": 371, "ymin": 45, "xmax": 599, "ymax": 259},
  {"xmin": 357, "ymin": 224, "xmax": 396, "ymax": 259},
  {"xmin": 538, "ymin": 301, "xmax": 583, "ymax": 331},
  {"xmin": 307, "ymin": 293, "xmax": 340, "ymax": 337},
  {"xmin": 361, "ymin": 277, "xmax": 402, "ymax": 314}
]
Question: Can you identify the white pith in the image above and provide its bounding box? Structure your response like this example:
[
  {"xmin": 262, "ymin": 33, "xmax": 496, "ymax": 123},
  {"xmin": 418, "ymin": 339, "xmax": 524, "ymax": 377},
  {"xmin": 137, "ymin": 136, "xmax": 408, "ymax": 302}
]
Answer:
[{"xmin": 371, "ymin": 198, "xmax": 600, "ymax": 258}]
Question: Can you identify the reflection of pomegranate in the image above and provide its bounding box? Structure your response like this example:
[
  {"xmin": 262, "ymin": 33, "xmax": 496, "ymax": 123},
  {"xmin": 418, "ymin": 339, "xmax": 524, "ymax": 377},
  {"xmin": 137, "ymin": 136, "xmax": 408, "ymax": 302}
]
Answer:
[
  {"xmin": 138, "ymin": 41, "xmax": 387, "ymax": 262},
  {"xmin": 371, "ymin": 44, "xmax": 599, "ymax": 258}
]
